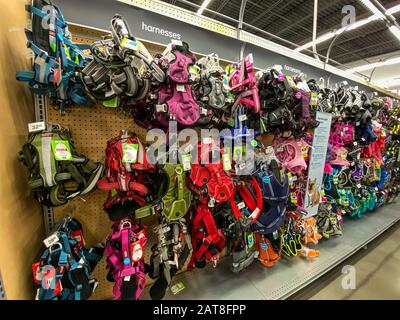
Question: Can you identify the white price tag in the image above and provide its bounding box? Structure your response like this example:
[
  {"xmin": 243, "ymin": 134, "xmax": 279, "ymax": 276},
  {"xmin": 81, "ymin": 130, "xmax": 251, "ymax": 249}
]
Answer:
[
  {"xmin": 156, "ymin": 104, "xmax": 167, "ymax": 112},
  {"xmin": 237, "ymin": 202, "xmax": 245, "ymax": 210},
  {"xmin": 238, "ymin": 114, "xmax": 247, "ymax": 122},
  {"xmin": 28, "ymin": 121, "xmax": 46, "ymax": 133},
  {"xmin": 203, "ymin": 137, "xmax": 212, "ymax": 144},
  {"xmin": 43, "ymin": 233, "xmax": 59, "ymax": 248},
  {"xmin": 201, "ymin": 107, "xmax": 208, "ymax": 115},
  {"xmin": 176, "ymin": 84, "xmax": 186, "ymax": 92},
  {"xmin": 124, "ymin": 276, "xmax": 131, "ymax": 282},
  {"xmin": 249, "ymin": 208, "xmax": 260, "ymax": 220},
  {"xmin": 171, "ymin": 39, "xmax": 183, "ymax": 46},
  {"xmin": 222, "ymin": 153, "xmax": 231, "ymax": 171}
]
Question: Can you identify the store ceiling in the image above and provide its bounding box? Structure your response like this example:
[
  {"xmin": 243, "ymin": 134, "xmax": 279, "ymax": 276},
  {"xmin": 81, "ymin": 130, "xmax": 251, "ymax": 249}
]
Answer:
[{"xmin": 162, "ymin": 0, "xmax": 400, "ymax": 68}]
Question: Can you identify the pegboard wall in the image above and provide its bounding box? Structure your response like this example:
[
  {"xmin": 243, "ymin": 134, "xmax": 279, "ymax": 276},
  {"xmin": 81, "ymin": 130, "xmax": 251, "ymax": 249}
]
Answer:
[{"xmin": 48, "ymin": 25, "xmax": 233, "ymax": 300}]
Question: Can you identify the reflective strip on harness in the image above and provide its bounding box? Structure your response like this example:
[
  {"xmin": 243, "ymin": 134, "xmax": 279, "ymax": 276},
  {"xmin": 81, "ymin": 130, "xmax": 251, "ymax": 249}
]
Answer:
[{"xmin": 41, "ymin": 136, "xmax": 56, "ymax": 187}]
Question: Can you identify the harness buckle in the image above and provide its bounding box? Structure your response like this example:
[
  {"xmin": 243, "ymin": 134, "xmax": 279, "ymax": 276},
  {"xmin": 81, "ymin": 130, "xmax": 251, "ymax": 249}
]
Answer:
[{"xmin": 151, "ymin": 200, "xmax": 164, "ymax": 215}]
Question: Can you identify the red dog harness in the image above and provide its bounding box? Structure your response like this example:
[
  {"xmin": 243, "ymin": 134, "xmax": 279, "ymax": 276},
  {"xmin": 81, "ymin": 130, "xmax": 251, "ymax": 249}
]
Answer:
[
  {"xmin": 188, "ymin": 201, "xmax": 225, "ymax": 270},
  {"xmin": 230, "ymin": 177, "xmax": 263, "ymax": 225},
  {"xmin": 97, "ymin": 130, "xmax": 156, "ymax": 220}
]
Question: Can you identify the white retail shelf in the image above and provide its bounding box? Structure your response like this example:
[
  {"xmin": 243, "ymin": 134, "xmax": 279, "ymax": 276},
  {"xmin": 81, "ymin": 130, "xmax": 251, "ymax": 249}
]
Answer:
[{"xmin": 141, "ymin": 203, "xmax": 400, "ymax": 300}]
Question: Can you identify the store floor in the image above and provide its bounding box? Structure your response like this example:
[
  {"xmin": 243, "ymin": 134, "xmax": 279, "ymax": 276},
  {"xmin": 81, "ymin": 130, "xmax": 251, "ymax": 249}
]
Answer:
[
  {"xmin": 141, "ymin": 205, "xmax": 400, "ymax": 300},
  {"xmin": 293, "ymin": 222, "xmax": 400, "ymax": 300}
]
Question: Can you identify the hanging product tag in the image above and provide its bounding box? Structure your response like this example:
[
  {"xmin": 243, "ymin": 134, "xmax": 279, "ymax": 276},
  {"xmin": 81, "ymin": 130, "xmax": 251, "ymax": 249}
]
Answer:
[
  {"xmin": 156, "ymin": 104, "xmax": 167, "ymax": 112},
  {"xmin": 301, "ymin": 146, "xmax": 308, "ymax": 158},
  {"xmin": 201, "ymin": 107, "xmax": 208, "ymax": 115},
  {"xmin": 310, "ymin": 92, "xmax": 318, "ymax": 106},
  {"xmin": 222, "ymin": 153, "xmax": 232, "ymax": 171},
  {"xmin": 287, "ymin": 172, "xmax": 293, "ymax": 186},
  {"xmin": 181, "ymin": 153, "xmax": 191, "ymax": 171},
  {"xmin": 238, "ymin": 162, "xmax": 246, "ymax": 170},
  {"xmin": 247, "ymin": 233, "xmax": 255, "ymax": 249},
  {"xmin": 237, "ymin": 202, "xmax": 246, "ymax": 210},
  {"xmin": 272, "ymin": 230, "xmax": 279, "ymax": 240},
  {"xmin": 122, "ymin": 143, "xmax": 139, "ymax": 164},
  {"xmin": 238, "ymin": 114, "xmax": 247, "ymax": 122},
  {"xmin": 202, "ymin": 137, "xmax": 212, "ymax": 144},
  {"xmin": 43, "ymin": 233, "xmax": 59, "ymax": 248},
  {"xmin": 120, "ymin": 38, "xmax": 139, "ymax": 51},
  {"xmin": 130, "ymin": 241, "xmax": 144, "ymax": 262},
  {"xmin": 28, "ymin": 121, "xmax": 46, "ymax": 133},
  {"xmin": 290, "ymin": 192, "xmax": 298, "ymax": 204},
  {"xmin": 286, "ymin": 76, "xmax": 297, "ymax": 88},
  {"xmin": 233, "ymin": 146, "xmax": 244, "ymax": 161},
  {"xmin": 51, "ymin": 140, "xmax": 73, "ymax": 161},
  {"xmin": 227, "ymin": 118, "xmax": 235, "ymax": 127},
  {"xmin": 176, "ymin": 84, "xmax": 186, "ymax": 92},
  {"xmin": 103, "ymin": 97, "xmax": 118, "ymax": 108},
  {"xmin": 170, "ymin": 281, "xmax": 186, "ymax": 295},
  {"xmin": 249, "ymin": 208, "xmax": 260, "ymax": 220},
  {"xmin": 171, "ymin": 39, "xmax": 183, "ymax": 46},
  {"xmin": 189, "ymin": 65, "xmax": 199, "ymax": 81}
]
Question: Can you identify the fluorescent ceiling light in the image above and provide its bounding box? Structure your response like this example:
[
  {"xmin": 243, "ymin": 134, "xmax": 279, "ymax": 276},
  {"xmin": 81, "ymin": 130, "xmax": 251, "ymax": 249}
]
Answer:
[
  {"xmin": 196, "ymin": 0, "xmax": 212, "ymax": 15},
  {"xmin": 347, "ymin": 57, "xmax": 400, "ymax": 73},
  {"xmin": 294, "ymin": 13, "xmax": 380, "ymax": 52},
  {"xmin": 360, "ymin": 0, "xmax": 386, "ymax": 19},
  {"xmin": 389, "ymin": 25, "xmax": 400, "ymax": 41},
  {"xmin": 294, "ymin": 32, "xmax": 336, "ymax": 52},
  {"xmin": 387, "ymin": 4, "xmax": 400, "ymax": 15}
]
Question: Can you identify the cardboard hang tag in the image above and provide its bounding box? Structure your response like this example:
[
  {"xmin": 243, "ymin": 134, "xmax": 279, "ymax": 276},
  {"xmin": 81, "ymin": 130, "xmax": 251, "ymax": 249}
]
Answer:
[
  {"xmin": 43, "ymin": 233, "xmax": 59, "ymax": 248},
  {"xmin": 181, "ymin": 154, "xmax": 191, "ymax": 171},
  {"xmin": 51, "ymin": 140, "xmax": 72, "ymax": 161},
  {"xmin": 120, "ymin": 38, "xmax": 139, "ymax": 51},
  {"xmin": 222, "ymin": 153, "xmax": 232, "ymax": 171},
  {"xmin": 122, "ymin": 143, "xmax": 139, "ymax": 164}
]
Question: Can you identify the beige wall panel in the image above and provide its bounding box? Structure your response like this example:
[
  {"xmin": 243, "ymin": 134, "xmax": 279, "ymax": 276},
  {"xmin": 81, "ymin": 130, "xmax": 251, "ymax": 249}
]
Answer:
[{"xmin": 0, "ymin": 0, "xmax": 44, "ymax": 300}]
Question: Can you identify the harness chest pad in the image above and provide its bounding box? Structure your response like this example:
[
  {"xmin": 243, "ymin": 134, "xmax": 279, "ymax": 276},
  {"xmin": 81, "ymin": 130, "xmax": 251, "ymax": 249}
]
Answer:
[
  {"xmin": 97, "ymin": 130, "xmax": 156, "ymax": 221},
  {"xmin": 188, "ymin": 203, "xmax": 225, "ymax": 270},
  {"xmin": 253, "ymin": 165, "xmax": 289, "ymax": 235},
  {"xmin": 105, "ymin": 219, "xmax": 147, "ymax": 300},
  {"xmin": 18, "ymin": 127, "xmax": 103, "ymax": 207}
]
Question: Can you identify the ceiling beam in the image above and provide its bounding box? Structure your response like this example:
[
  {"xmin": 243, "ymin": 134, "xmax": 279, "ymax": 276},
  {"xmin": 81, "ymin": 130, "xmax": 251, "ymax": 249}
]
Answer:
[
  {"xmin": 274, "ymin": 0, "xmax": 339, "ymax": 37},
  {"xmin": 247, "ymin": 0, "xmax": 285, "ymax": 26},
  {"xmin": 209, "ymin": 0, "xmax": 231, "ymax": 19}
]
